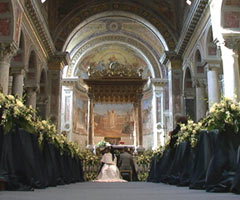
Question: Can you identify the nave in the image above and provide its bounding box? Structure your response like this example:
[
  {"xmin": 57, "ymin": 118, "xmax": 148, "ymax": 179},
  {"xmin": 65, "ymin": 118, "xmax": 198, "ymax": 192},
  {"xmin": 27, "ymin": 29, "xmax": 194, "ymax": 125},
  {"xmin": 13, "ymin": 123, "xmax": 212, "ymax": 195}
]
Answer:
[{"xmin": 1, "ymin": 182, "xmax": 239, "ymax": 200}]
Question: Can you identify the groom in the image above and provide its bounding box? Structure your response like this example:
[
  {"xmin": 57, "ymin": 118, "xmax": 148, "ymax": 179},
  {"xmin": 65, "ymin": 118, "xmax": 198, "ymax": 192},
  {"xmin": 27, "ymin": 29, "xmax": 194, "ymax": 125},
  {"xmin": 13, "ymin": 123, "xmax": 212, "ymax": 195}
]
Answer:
[{"xmin": 117, "ymin": 147, "xmax": 138, "ymax": 181}]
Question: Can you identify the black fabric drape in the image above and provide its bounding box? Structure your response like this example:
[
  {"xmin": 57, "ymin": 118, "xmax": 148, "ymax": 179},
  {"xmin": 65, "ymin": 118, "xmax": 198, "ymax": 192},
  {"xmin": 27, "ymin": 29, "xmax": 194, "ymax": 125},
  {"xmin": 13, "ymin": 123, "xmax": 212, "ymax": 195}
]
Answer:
[
  {"xmin": 0, "ymin": 127, "xmax": 84, "ymax": 191},
  {"xmin": 147, "ymin": 129, "xmax": 240, "ymax": 195},
  {"xmin": 189, "ymin": 130, "xmax": 216, "ymax": 189},
  {"xmin": 231, "ymin": 145, "xmax": 240, "ymax": 193},
  {"xmin": 163, "ymin": 142, "xmax": 189, "ymax": 185},
  {"xmin": 147, "ymin": 148, "xmax": 175, "ymax": 183},
  {"xmin": 205, "ymin": 131, "xmax": 240, "ymax": 193}
]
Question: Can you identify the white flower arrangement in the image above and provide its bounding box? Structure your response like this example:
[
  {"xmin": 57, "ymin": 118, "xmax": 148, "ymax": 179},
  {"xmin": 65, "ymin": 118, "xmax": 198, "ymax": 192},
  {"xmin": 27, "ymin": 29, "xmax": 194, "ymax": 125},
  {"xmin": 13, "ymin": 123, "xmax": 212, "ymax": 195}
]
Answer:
[{"xmin": 96, "ymin": 140, "xmax": 111, "ymax": 148}]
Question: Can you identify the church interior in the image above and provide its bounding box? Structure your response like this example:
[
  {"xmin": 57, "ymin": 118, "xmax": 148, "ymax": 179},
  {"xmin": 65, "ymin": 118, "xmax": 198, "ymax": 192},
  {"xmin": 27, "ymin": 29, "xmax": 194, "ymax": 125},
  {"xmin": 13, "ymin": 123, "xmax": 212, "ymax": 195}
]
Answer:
[{"xmin": 0, "ymin": 0, "xmax": 240, "ymax": 197}]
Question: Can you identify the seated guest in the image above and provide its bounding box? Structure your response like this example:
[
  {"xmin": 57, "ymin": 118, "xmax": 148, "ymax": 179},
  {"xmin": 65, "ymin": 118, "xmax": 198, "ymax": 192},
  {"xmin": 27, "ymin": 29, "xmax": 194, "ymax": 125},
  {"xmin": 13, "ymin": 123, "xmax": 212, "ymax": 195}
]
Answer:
[
  {"xmin": 169, "ymin": 115, "xmax": 188, "ymax": 149},
  {"xmin": 118, "ymin": 147, "xmax": 138, "ymax": 181}
]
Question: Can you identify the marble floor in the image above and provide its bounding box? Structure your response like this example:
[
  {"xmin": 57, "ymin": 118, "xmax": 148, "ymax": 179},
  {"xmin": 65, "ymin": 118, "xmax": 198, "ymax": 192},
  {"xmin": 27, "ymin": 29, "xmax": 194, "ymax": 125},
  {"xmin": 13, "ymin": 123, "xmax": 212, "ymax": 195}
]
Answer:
[{"xmin": 0, "ymin": 182, "xmax": 239, "ymax": 200}]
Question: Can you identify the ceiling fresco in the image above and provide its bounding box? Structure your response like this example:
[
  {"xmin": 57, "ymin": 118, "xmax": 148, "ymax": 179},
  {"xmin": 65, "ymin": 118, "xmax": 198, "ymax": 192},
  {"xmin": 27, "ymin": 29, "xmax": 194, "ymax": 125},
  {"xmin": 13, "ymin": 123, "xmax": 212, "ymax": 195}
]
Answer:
[
  {"xmin": 57, "ymin": 0, "xmax": 177, "ymax": 30},
  {"xmin": 49, "ymin": 0, "xmax": 185, "ymax": 51},
  {"xmin": 66, "ymin": 17, "xmax": 164, "ymax": 58},
  {"xmin": 74, "ymin": 43, "xmax": 151, "ymax": 79}
]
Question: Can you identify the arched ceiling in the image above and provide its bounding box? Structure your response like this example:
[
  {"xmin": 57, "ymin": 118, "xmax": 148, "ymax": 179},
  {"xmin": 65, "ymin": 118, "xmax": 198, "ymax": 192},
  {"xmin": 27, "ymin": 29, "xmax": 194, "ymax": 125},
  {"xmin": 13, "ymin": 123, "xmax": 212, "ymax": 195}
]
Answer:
[
  {"xmin": 45, "ymin": 0, "xmax": 188, "ymax": 80},
  {"xmin": 66, "ymin": 16, "xmax": 165, "ymax": 56},
  {"xmin": 64, "ymin": 15, "xmax": 165, "ymax": 79},
  {"xmin": 47, "ymin": 0, "xmax": 188, "ymax": 51}
]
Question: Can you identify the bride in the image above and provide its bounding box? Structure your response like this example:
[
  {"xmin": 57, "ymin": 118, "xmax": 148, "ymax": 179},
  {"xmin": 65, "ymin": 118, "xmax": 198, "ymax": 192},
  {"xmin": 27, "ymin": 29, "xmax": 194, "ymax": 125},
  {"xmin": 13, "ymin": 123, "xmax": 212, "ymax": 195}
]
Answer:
[{"xmin": 93, "ymin": 146, "xmax": 127, "ymax": 182}]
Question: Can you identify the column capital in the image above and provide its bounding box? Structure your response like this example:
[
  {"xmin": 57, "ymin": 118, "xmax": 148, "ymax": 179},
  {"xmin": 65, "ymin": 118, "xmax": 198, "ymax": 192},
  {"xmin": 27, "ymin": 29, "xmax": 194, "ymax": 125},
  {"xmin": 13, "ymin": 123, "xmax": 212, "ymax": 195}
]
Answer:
[
  {"xmin": 25, "ymin": 84, "xmax": 40, "ymax": 93},
  {"xmin": 62, "ymin": 78, "xmax": 77, "ymax": 86},
  {"xmin": 223, "ymin": 34, "xmax": 240, "ymax": 52},
  {"xmin": 204, "ymin": 59, "xmax": 221, "ymax": 71},
  {"xmin": 151, "ymin": 78, "xmax": 168, "ymax": 88},
  {"xmin": 193, "ymin": 77, "xmax": 206, "ymax": 88},
  {"xmin": 87, "ymin": 93, "xmax": 94, "ymax": 100},
  {"xmin": 163, "ymin": 51, "xmax": 182, "ymax": 69},
  {"xmin": 0, "ymin": 42, "xmax": 18, "ymax": 63},
  {"xmin": 10, "ymin": 67, "xmax": 26, "ymax": 75},
  {"xmin": 48, "ymin": 52, "xmax": 70, "ymax": 71}
]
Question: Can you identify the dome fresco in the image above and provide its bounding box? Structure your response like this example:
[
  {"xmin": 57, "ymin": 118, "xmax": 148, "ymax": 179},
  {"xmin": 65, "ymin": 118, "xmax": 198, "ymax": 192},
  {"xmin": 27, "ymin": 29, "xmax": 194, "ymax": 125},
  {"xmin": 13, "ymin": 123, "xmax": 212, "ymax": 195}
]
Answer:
[{"xmin": 74, "ymin": 43, "xmax": 151, "ymax": 79}]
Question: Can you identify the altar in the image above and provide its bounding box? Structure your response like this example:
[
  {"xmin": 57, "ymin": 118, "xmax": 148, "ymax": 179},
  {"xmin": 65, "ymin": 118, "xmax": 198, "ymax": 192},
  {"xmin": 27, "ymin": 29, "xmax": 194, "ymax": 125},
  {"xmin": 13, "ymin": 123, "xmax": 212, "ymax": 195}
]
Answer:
[{"xmin": 84, "ymin": 62, "xmax": 147, "ymax": 151}]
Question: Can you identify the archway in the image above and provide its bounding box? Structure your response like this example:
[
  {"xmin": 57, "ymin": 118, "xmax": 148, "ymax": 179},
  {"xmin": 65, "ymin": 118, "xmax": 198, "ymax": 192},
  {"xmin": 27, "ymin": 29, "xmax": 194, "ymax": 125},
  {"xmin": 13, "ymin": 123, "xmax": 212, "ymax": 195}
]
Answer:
[
  {"xmin": 25, "ymin": 50, "xmax": 38, "ymax": 109},
  {"xmin": 61, "ymin": 10, "xmax": 170, "ymax": 150},
  {"xmin": 194, "ymin": 49, "xmax": 207, "ymax": 121},
  {"xmin": 37, "ymin": 69, "xmax": 48, "ymax": 119},
  {"xmin": 183, "ymin": 67, "xmax": 195, "ymax": 121},
  {"xmin": 10, "ymin": 31, "xmax": 25, "ymax": 98}
]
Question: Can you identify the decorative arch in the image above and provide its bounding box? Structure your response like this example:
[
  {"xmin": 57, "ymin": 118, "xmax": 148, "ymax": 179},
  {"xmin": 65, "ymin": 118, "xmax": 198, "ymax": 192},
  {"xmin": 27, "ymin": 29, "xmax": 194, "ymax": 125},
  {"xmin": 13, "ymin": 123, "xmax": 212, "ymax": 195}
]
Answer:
[
  {"xmin": 65, "ymin": 35, "xmax": 163, "ymax": 79},
  {"xmin": 183, "ymin": 66, "xmax": 196, "ymax": 121},
  {"xmin": 25, "ymin": 50, "xmax": 38, "ymax": 85},
  {"xmin": 11, "ymin": 30, "xmax": 25, "ymax": 66},
  {"xmin": 54, "ymin": 2, "xmax": 176, "ymax": 51},
  {"xmin": 206, "ymin": 26, "xmax": 218, "ymax": 57},
  {"xmin": 194, "ymin": 49, "xmax": 204, "ymax": 74},
  {"xmin": 37, "ymin": 68, "xmax": 48, "ymax": 119},
  {"xmin": 63, "ymin": 11, "xmax": 169, "ymax": 53}
]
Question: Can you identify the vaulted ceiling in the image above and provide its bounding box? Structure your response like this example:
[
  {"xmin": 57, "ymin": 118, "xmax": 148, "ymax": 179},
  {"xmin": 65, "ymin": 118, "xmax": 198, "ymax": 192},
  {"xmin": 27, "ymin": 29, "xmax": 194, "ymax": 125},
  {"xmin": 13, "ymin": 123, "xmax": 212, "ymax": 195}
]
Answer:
[
  {"xmin": 46, "ymin": 0, "xmax": 189, "ymax": 51},
  {"xmin": 41, "ymin": 0, "xmax": 191, "ymax": 80}
]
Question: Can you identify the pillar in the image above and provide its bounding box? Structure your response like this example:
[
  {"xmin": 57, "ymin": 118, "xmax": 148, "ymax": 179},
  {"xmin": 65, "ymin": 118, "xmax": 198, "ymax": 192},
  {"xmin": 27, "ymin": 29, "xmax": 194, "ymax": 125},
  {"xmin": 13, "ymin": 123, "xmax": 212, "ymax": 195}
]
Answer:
[
  {"xmin": 194, "ymin": 78, "xmax": 207, "ymax": 121},
  {"xmin": 206, "ymin": 62, "xmax": 220, "ymax": 108},
  {"xmin": 133, "ymin": 102, "xmax": 139, "ymax": 149},
  {"xmin": 48, "ymin": 52, "xmax": 69, "ymax": 128},
  {"xmin": 0, "ymin": 42, "xmax": 18, "ymax": 95},
  {"xmin": 220, "ymin": 38, "xmax": 240, "ymax": 100},
  {"xmin": 151, "ymin": 79, "xmax": 167, "ymax": 148},
  {"xmin": 136, "ymin": 95, "xmax": 144, "ymax": 152},
  {"xmin": 87, "ymin": 95, "xmax": 94, "ymax": 149},
  {"xmin": 164, "ymin": 51, "xmax": 183, "ymax": 129},
  {"xmin": 60, "ymin": 82, "xmax": 75, "ymax": 141},
  {"xmin": 11, "ymin": 68, "xmax": 25, "ymax": 98}
]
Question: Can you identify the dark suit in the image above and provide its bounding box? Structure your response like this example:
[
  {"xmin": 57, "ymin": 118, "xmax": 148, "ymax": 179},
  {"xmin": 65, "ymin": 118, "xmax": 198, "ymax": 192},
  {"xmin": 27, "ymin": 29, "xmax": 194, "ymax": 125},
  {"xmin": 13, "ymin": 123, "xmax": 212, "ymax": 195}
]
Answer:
[{"xmin": 118, "ymin": 152, "xmax": 138, "ymax": 181}]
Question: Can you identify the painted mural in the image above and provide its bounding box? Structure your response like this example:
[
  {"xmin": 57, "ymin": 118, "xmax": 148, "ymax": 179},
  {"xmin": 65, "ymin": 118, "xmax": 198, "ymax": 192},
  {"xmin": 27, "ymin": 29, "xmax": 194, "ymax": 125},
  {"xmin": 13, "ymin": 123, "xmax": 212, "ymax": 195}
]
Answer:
[
  {"xmin": 94, "ymin": 103, "xmax": 134, "ymax": 138},
  {"xmin": 75, "ymin": 43, "xmax": 151, "ymax": 79},
  {"xmin": 73, "ymin": 91, "xmax": 88, "ymax": 135},
  {"xmin": 142, "ymin": 93, "xmax": 153, "ymax": 135}
]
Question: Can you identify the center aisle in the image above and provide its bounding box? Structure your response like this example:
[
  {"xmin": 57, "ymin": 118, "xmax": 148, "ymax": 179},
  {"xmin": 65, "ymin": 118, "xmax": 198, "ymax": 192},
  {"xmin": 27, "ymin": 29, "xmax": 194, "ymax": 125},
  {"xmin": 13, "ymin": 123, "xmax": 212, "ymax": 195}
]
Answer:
[{"xmin": 1, "ymin": 182, "xmax": 239, "ymax": 200}]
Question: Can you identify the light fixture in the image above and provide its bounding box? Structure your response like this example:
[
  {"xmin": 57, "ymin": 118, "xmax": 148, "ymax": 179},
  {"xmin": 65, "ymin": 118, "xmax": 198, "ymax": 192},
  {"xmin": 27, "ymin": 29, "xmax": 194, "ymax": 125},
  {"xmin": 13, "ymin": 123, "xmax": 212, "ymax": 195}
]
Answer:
[{"xmin": 186, "ymin": 0, "xmax": 192, "ymax": 5}]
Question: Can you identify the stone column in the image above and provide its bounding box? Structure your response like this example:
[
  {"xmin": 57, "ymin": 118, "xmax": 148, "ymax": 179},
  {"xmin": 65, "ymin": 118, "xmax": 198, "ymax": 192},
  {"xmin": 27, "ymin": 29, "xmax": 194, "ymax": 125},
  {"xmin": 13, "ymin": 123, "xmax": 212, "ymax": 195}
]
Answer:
[
  {"xmin": 136, "ymin": 95, "xmax": 144, "ymax": 152},
  {"xmin": 0, "ymin": 42, "xmax": 18, "ymax": 95},
  {"xmin": 61, "ymin": 81, "xmax": 75, "ymax": 141},
  {"xmin": 194, "ymin": 78, "xmax": 207, "ymax": 121},
  {"xmin": 87, "ymin": 95, "xmax": 94, "ymax": 149},
  {"xmin": 133, "ymin": 102, "xmax": 139, "ymax": 148},
  {"xmin": 11, "ymin": 68, "xmax": 25, "ymax": 98},
  {"xmin": 48, "ymin": 52, "xmax": 69, "ymax": 128},
  {"xmin": 206, "ymin": 62, "xmax": 220, "ymax": 109},
  {"xmin": 164, "ymin": 52, "xmax": 183, "ymax": 129},
  {"xmin": 220, "ymin": 37, "xmax": 240, "ymax": 100},
  {"xmin": 26, "ymin": 86, "xmax": 38, "ymax": 110},
  {"xmin": 151, "ymin": 79, "xmax": 167, "ymax": 148}
]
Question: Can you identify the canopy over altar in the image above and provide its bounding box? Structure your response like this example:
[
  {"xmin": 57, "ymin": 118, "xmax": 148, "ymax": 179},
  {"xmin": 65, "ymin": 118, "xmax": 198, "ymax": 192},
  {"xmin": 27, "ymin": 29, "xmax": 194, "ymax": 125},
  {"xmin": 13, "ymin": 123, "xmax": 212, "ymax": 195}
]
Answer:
[{"xmin": 84, "ymin": 62, "xmax": 147, "ymax": 151}]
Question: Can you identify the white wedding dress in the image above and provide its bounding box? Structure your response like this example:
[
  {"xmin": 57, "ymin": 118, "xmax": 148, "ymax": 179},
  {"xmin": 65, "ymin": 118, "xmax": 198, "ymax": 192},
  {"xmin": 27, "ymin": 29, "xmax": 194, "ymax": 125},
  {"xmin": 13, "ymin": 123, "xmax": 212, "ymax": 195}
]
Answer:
[{"xmin": 93, "ymin": 152, "xmax": 127, "ymax": 182}]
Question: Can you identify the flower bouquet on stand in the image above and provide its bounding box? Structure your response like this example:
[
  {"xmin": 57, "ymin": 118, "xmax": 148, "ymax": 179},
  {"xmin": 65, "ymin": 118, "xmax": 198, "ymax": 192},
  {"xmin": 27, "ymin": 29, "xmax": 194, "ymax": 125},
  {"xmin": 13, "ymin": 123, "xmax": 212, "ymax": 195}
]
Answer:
[
  {"xmin": 206, "ymin": 97, "xmax": 240, "ymax": 135},
  {"xmin": 176, "ymin": 119, "xmax": 206, "ymax": 148},
  {"xmin": 95, "ymin": 140, "xmax": 111, "ymax": 155}
]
